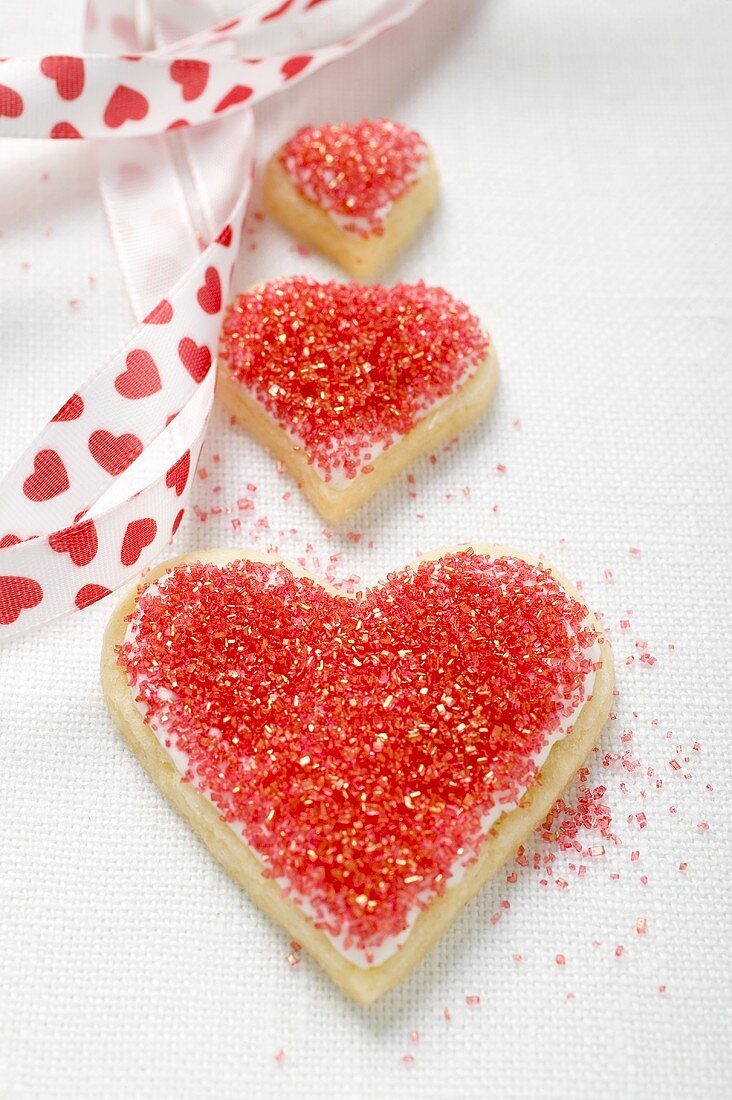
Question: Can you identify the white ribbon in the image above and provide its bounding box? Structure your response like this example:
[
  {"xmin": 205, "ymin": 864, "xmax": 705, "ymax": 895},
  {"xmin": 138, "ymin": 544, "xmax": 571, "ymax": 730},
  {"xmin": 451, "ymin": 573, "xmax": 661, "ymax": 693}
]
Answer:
[{"xmin": 0, "ymin": 0, "xmax": 425, "ymax": 637}]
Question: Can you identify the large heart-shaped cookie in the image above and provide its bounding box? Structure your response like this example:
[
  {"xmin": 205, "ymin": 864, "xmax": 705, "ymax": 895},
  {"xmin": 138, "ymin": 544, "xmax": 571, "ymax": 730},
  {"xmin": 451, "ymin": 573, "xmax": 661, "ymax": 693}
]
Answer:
[
  {"xmin": 102, "ymin": 546, "xmax": 613, "ymax": 1004},
  {"xmin": 217, "ymin": 278, "xmax": 498, "ymax": 523}
]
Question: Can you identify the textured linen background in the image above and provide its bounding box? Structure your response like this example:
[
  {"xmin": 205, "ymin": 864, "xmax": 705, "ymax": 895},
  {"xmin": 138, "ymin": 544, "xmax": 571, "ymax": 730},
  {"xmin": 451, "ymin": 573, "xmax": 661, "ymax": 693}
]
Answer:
[{"xmin": 1, "ymin": 2, "xmax": 731, "ymax": 1097}]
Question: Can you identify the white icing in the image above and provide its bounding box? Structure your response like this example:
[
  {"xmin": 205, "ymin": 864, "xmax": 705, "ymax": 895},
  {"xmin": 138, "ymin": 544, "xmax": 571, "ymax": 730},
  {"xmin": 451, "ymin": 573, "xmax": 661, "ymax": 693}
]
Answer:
[{"xmin": 125, "ymin": 588, "xmax": 598, "ymax": 968}]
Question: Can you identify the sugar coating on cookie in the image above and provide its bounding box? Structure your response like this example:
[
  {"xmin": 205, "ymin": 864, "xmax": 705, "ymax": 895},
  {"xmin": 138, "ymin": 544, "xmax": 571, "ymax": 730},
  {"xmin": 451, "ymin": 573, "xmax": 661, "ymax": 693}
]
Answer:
[
  {"xmin": 219, "ymin": 277, "xmax": 490, "ymax": 485},
  {"xmin": 119, "ymin": 550, "xmax": 599, "ymax": 963},
  {"xmin": 279, "ymin": 119, "xmax": 429, "ymax": 237}
]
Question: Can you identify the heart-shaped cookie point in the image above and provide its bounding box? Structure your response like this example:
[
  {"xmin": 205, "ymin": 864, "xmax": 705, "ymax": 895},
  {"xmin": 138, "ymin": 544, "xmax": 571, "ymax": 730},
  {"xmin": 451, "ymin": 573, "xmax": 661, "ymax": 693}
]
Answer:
[
  {"xmin": 265, "ymin": 119, "xmax": 438, "ymax": 277},
  {"xmin": 217, "ymin": 277, "xmax": 498, "ymax": 523},
  {"xmin": 102, "ymin": 545, "xmax": 613, "ymax": 1004}
]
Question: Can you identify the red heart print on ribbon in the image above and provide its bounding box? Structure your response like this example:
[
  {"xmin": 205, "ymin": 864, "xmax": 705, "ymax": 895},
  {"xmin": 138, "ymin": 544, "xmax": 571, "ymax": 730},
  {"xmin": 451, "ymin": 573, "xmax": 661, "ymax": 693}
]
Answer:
[
  {"xmin": 40, "ymin": 56, "xmax": 85, "ymax": 101},
  {"xmin": 166, "ymin": 452, "xmax": 191, "ymax": 497},
  {"xmin": 50, "ymin": 121, "xmax": 83, "ymax": 139},
  {"xmin": 49, "ymin": 520, "xmax": 99, "ymax": 567},
  {"xmin": 115, "ymin": 350, "xmax": 162, "ymax": 399},
  {"xmin": 196, "ymin": 267, "xmax": 221, "ymax": 314},
  {"xmin": 75, "ymin": 583, "xmax": 112, "ymax": 610},
  {"xmin": 104, "ymin": 84, "xmax": 149, "ymax": 128},
  {"xmin": 214, "ymin": 85, "xmax": 253, "ymax": 113},
  {"xmin": 121, "ymin": 518, "xmax": 157, "ymax": 566},
  {"xmin": 143, "ymin": 299, "xmax": 173, "ymax": 325},
  {"xmin": 281, "ymin": 55, "xmax": 313, "ymax": 81},
  {"xmin": 0, "ymin": 575, "xmax": 43, "ymax": 624},
  {"xmin": 0, "ymin": 85, "xmax": 23, "ymax": 118},
  {"xmin": 170, "ymin": 60, "xmax": 209, "ymax": 101},
  {"xmin": 23, "ymin": 450, "xmax": 70, "ymax": 502},
  {"xmin": 178, "ymin": 338, "xmax": 212, "ymax": 383},
  {"xmin": 89, "ymin": 430, "xmax": 144, "ymax": 476},
  {"xmin": 51, "ymin": 394, "xmax": 84, "ymax": 422}
]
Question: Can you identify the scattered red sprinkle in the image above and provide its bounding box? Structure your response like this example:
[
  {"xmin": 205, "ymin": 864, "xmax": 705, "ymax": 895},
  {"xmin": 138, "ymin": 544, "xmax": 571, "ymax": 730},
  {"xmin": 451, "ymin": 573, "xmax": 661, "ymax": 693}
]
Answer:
[
  {"xmin": 466, "ymin": 995, "xmax": 481, "ymax": 1007},
  {"xmin": 281, "ymin": 119, "xmax": 429, "ymax": 235},
  {"xmin": 540, "ymin": 785, "xmax": 614, "ymax": 854}
]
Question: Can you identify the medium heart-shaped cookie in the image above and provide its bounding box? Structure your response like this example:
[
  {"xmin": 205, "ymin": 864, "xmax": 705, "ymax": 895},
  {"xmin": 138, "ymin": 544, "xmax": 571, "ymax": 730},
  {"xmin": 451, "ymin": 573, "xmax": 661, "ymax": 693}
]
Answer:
[
  {"xmin": 102, "ymin": 545, "xmax": 613, "ymax": 1004},
  {"xmin": 265, "ymin": 119, "xmax": 439, "ymax": 278},
  {"xmin": 217, "ymin": 277, "xmax": 498, "ymax": 522}
]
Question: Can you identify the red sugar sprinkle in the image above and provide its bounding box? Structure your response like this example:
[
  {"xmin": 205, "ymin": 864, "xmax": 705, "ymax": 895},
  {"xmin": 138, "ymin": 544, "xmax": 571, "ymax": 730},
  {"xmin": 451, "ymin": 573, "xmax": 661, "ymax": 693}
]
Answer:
[
  {"xmin": 540, "ymin": 785, "xmax": 614, "ymax": 855},
  {"xmin": 280, "ymin": 119, "xmax": 429, "ymax": 236},
  {"xmin": 120, "ymin": 551, "xmax": 596, "ymax": 952},
  {"xmin": 466, "ymin": 995, "xmax": 481, "ymax": 1007},
  {"xmin": 221, "ymin": 278, "xmax": 489, "ymax": 480}
]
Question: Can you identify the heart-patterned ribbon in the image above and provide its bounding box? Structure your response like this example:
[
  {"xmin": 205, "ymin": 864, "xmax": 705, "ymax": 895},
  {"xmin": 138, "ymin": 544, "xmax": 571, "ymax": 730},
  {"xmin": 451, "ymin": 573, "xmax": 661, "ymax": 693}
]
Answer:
[{"xmin": 0, "ymin": 0, "xmax": 426, "ymax": 638}]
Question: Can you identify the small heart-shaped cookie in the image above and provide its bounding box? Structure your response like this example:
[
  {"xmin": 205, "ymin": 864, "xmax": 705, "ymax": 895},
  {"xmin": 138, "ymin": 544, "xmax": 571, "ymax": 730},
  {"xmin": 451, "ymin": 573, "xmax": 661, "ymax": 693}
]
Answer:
[
  {"xmin": 265, "ymin": 119, "xmax": 438, "ymax": 277},
  {"xmin": 218, "ymin": 277, "xmax": 498, "ymax": 522},
  {"xmin": 102, "ymin": 546, "xmax": 613, "ymax": 1003}
]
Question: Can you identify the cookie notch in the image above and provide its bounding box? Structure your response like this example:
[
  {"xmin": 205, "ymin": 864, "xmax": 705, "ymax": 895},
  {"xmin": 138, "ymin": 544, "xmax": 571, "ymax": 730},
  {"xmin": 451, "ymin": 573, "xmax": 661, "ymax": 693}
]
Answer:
[
  {"xmin": 101, "ymin": 545, "xmax": 614, "ymax": 1006},
  {"xmin": 265, "ymin": 148, "xmax": 439, "ymax": 280}
]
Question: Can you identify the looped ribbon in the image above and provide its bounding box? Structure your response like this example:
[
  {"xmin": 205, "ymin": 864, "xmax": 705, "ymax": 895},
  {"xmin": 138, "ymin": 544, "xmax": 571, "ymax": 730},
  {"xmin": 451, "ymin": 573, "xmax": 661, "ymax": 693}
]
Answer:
[{"xmin": 0, "ymin": 0, "xmax": 424, "ymax": 639}]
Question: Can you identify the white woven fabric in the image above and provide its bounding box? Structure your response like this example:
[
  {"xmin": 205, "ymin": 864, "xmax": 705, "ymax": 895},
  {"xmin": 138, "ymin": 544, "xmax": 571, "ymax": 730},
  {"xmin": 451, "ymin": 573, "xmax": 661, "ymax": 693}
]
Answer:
[{"xmin": 1, "ymin": 2, "xmax": 731, "ymax": 1097}]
